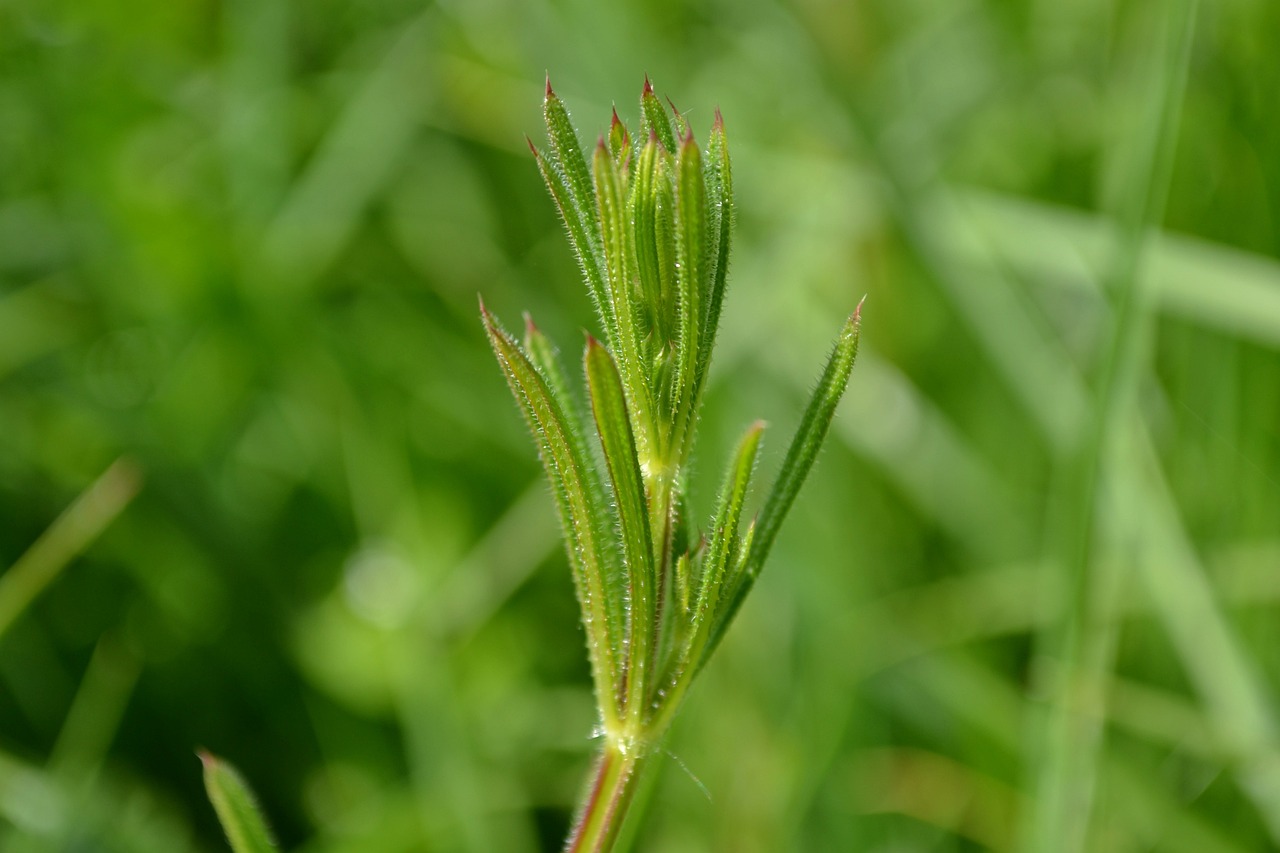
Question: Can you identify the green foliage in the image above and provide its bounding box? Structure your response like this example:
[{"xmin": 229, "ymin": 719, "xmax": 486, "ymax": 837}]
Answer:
[
  {"xmin": 4, "ymin": 1, "xmax": 1280, "ymax": 851},
  {"xmin": 201, "ymin": 751, "xmax": 276, "ymax": 853},
  {"xmin": 487, "ymin": 81, "xmax": 861, "ymax": 846}
]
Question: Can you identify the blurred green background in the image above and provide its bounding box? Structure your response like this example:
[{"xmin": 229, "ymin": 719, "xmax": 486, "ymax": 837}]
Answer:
[{"xmin": 3, "ymin": 0, "xmax": 1280, "ymax": 849}]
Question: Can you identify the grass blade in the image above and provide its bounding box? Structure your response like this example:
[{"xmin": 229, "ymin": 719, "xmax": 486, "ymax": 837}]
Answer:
[
  {"xmin": 200, "ymin": 751, "xmax": 275, "ymax": 853},
  {"xmin": 482, "ymin": 301, "xmax": 625, "ymax": 730}
]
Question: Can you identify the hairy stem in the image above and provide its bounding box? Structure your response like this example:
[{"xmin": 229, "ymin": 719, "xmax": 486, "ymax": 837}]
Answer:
[{"xmin": 565, "ymin": 742, "xmax": 651, "ymax": 853}]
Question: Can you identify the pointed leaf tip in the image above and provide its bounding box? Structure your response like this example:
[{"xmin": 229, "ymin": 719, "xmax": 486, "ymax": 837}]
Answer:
[
  {"xmin": 713, "ymin": 107, "xmax": 724, "ymax": 130},
  {"xmin": 611, "ymin": 106, "xmax": 623, "ymax": 128},
  {"xmin": 522, "ymin": 310, "xmax": 539, "ymax": 336},
  {"xmin": 545, "ymin": 73, "xmax": 554, "ymax": 99},
  {"xmin": 643, "ymin": 75, "xmax": 653, "ymax": 95}
]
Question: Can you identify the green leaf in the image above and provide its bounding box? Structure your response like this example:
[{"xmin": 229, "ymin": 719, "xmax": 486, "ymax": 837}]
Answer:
[
  {"xmin": 529, "ymin": 140, "xmax": 616, "ymax": 345},
  {"xmin": 713, "ymin": 303, "xmax": 863, "ymax": 654},
  {"xmin": 608, "ymin": 107, "xmax": 631, "ymax": 166},
  {"xmin": 630, "ymin": 135, "xmax": 672, "ymax": 344},
  {"xmin": 482, "ymin": 301, "xmax": 625, "ymax": 730},
  {"xmin": 200, "ymin": 751, "xmax": 275, "ymax": 853},
  {"xmin": 594, "ymin": 139, "xmax": 656, "ymax": 466},
  {"xmin": 585, "ymin": 337, "xmax": 655, "ymax": 720},
  {"xmin": 544, "ymin": 79, "xmax": 600, "ymax": 253},
  {"xmin": 672, "ymin": 131, "xmax": 706, "ymax": 443},
  {"xmin": 640, "ymin": 77, "xmax": 677, "ymax": 156},
  {"xmin": 697, "ymin": 109, "xmax": 734, "ymax": 386},
  {"xmin": 659, "ymin": 422, "xmax": 763, "ymax": 703}
]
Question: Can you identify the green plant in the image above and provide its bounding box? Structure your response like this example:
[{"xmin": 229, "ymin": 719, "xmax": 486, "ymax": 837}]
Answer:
[{"xmin": 482, "ymin": 78, "xmax": 862, "ymax": 851}]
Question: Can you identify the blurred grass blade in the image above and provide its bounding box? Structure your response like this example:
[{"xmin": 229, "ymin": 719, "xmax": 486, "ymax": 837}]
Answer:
[
  {"xmin": 0, "ymin": 459, "xmax": 142, "ymax": 642},
  {"xmin": 482, "ymin": 301, "xmax": 625, "ymax": 729},
  {"xmin": 200, "ymin": 751, "xmax": 275, "ymax": 853},
  {"xmin": 640, "ymin": 77, "xmax": 677, "ymax": 155},
  {"xmin": 586, "ymin": 337, "xmax": 655, "ymax": 719}
]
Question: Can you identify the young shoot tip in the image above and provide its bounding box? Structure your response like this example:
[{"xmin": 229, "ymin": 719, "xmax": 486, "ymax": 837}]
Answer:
[{"xmin": 544, "ymin": 73, "xmax": 554, "ymax": 99}]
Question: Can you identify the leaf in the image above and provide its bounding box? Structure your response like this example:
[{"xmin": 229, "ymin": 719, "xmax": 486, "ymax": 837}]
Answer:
[
  {"xmin": 630, "ymin": 134, "xmax": 674, "ymax": 344},
  {"xmin": 529, "ymin": 140, "xmax": 616, "ymax": 345},
  {"xmin": 711, "ymin": 303, "xmax": 863, "ymax": 656},
  {"xmin": 200, "ymin": 751, "xmax": 275, "ymax": 853},
  {"xmin": 608, "ymin": 107, "xmax": 631, "ymax": 167},
  {"xmin": 594, "ymin": 139, "xmax": 656, "ymax": 465},
  {"xmin": 544, "ymin": 79, "xmax": 600, "ymax": 252},
  {"xmin": 482, "ymin": 301, "xmax": 625, "ymax": 729},
  {"xmin": 672, "ymin": 131, "xmax": 706, "ymax": 444},
  {"xmin": 669, "ymin": 422, "xmax": 763, "ymax": 689},
  {"xmin": 640, "ymin": 76, "xmax": 677, "ymax": 156},
  {"xmin": 586, "ymin": 337, "xmax": 655, "ymax": 719},
  {"xmin": 697, "ymin": 109, "xmax": 734, "ymax": 387}
]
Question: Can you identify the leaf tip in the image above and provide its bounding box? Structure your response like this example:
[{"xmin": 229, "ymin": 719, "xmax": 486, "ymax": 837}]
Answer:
[
  {"xmin": 642, "ymin": 74, "xmax": 653, "ymax": 96},
  {"xmin": 545, "ymin": 72, "xmax": 554, "ymax": 100},
  {"xmin": 522, "ymin": 310, "xmax": 539, "ymax": 337},
  {"xmin": 713, "ymin": 106, "xmax": 725, "ymax": 132}
]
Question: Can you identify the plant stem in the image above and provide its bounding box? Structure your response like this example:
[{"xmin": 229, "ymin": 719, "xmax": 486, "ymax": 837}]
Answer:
[{"xmin": 565, "ymin": 742, "xmax": 651, "ymax": 853}]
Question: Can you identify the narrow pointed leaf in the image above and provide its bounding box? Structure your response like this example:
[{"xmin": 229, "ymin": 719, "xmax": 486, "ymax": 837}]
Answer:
[
  {"xmin": 609, "ymin": 107, "xmax": 631, "ymax": 166},
  {"xmin": 716, "ymin": 304, "xmax": 862, "ymax": 648},
  {"xmin": 530, "ymin": 140, "xmax": 616, "ymax": 344},
  {"xmin": 524, "ymin": 313, "xmax": 581, "ymax": 426},
  {"xmin": 201, "ymin": 751, "xmax": 275, "ymax": 853},
  {"xmin": 659, "ymin": 421, "xmax": 762, "ymax": 705},
  {"xmin": 586, "ymin": 338, "xmax": 655, "ymax": 720},
  {"xmin": 630, "ymin": 135, "xmax": 667, "ymax": 342},
  {"xmin": 544, "ymin": 80, "xmax": 600, "ymax": 246},
  {"xmin": 697, "ymin": 109, "xmax": 734, "ymax": 384},
  {"xmin": 594, "ymin": 140, "xmax": 655, "ymax": 465},
  {"xmin": 482, "ymin": 303, "xmax": 625, "ymax": 729},
  {"xmin": 640, "ymin": 77, "xmax": 677, "ymax": 155},
  {"xmin": 672, "ymin": 132, "xmax": 706, "ymax": 438}
]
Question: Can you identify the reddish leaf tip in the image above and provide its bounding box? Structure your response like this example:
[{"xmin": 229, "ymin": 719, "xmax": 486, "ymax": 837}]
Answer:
[
  {"xmin": 197, "ymin": 748, "xmax": 215, "ymax": 768},
  {"xmin": 545, "ymin": 73, "xmax": 554, "ymax": 99},
  {"xmin": 611, "ymin": 106, "xmax": 623, "ymax": 128},
  {"xmin": 522, "ymin": 310, "xmax": 539, "ymax": 336},
  {"xmin": 713, "ymin": 107, "xmax": 724, "ymax": 131},
  {"xmin": 666, "ymin": 96, "xmax": 682, "ymax": 118},
  {"xmin": 596, "ymin": 134, "xmax": 608, "ymax": 153},
  {"xmin": 853, "ymin": 294, "xmax": 867, "ymax": 323},
  {"xmin": 642, "ymin": 75, "xmax": 653, "ymax": 96}
]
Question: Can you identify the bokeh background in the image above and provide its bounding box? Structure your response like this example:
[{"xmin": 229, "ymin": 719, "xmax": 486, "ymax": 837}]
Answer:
[{"xmin": 3, "ymin": 0, "xmax": 1280, "ymax": 850}]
